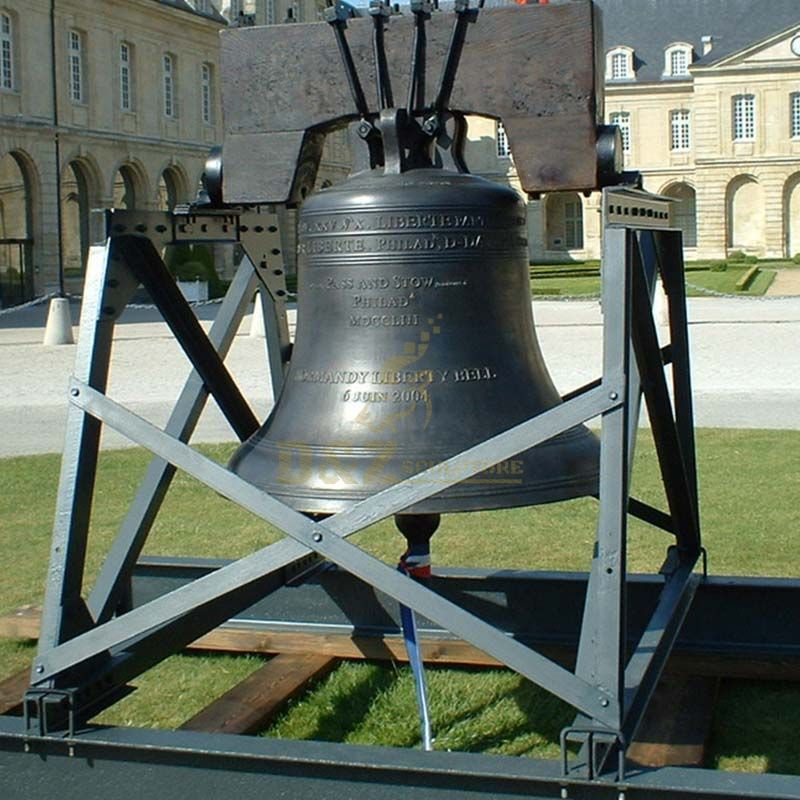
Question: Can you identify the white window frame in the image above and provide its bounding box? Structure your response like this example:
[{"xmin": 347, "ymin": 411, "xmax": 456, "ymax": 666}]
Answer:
[
  {"xmin": 732, "ymin": 94, "xmax": 755, "ymax": 142},
  {"xmin": 670, "ymin": 109, "xmax": 691, "ymax": 151},
  {"xmin": 0, "ymin": 13, "xmax": 14, "ymax": 91},
  {"xmin": 791, "ymin": 92, "xmax": 800, "ymax": 139},
  {"xmin": 119, "ymin": 42, "xmax": 133, "ymax": 112},
  {"xmin": 607, "ymin": 47, "xmax": 633, "ymax": 81},
  {"xmin": 496, "ymin": 120, "xmax": 510, "ymax": 158},
  {"xmin": 68, "ymin": 29, "xmax": 83, "ymax": 104},
  {"xmin": 609, "ymin": 111, "xmax": 631, "ymax": 153},
  {"xmin": 201, "ymin": 62, "xmax": 213, "ymax": 125},
  {"xmin": 664, "ymin": 43, "xmax": 692, "ymax": 78},
  {"xmin": 163, "ymin": 53, "xmax": 176, "ymax": 118}
]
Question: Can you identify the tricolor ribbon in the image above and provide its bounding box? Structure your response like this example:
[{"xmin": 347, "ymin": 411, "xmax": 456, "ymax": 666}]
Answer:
[{"xmin": 398, "ymin": 541, "xmax": 433, "ymax": 751}]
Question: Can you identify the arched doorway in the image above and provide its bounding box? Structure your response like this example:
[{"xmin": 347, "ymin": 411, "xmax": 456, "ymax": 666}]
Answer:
[
  {"xmin": 61, "ymin": 160, "xmax": 94, "ymax": 278},
  {"xmin": 157, "ymin": 165, "xmax": 187, "ymax": 211},
  {"xmin": 727, "ymin": 176, "xmax": 764, "ymax": 254},
  {"xmin": 663, "ymin": 182, "xmax": 697, "ymax": 248},
  {"xmin": 0, "ymin": 151, "xmax": 34, "ymax": 306},
  {"xmin": 113, "ymin": 164, "xmax": 140, "ymax": 209},
  {"xmin": 786, "ymin": 174, "xmax": 800, "ymax": 259},
  {"xmin": 544, "ymin": 192, "xmax": 584, "ymax": 251}
]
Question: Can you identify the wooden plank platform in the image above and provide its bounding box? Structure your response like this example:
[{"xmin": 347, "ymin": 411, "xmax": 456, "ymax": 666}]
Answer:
[
  {"xmin": 627, "ymin": 675, "xmax": 720, "ymax": 768},
  {"xmin": 0, "ymin": 609, "xmax": 728, "ymax": 766},
  {"xmin": 180, "ymin": 653, "xmax": 339, "ymax": 735}
]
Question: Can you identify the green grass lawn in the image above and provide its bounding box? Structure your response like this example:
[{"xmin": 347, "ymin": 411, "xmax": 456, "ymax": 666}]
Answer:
[
  {"xmin": 530, "ymin": 261, "xmax": 782, "ymax": 297},
  {"xmin": 1, "ymin": 429, "xmax": 799, "ymax": 772}
]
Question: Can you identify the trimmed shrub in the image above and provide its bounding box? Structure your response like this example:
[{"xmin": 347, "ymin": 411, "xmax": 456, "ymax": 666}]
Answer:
[
  {"xmin": 709, "ymin": 261, "xmax": 728, "ymax": 272},
  {"xmin": 792, "ymin": 253, "xmax": 800, "ymax": 265},
  {"xmin": 744, "ymin": 255, "xmax": 759, "ymax": 265},
  {"xmin": 165, "ymin": 243, "xmax": 222, "ymax": 297},
  {"xmin": 727, "ymin": 250, "xmax": 747, "ymax": 262}
]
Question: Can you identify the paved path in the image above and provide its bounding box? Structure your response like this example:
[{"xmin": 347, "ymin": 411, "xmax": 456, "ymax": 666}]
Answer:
[
  {"xmin": 767, "ymin": 268, "xmax": 800, "ymax": 296},
  {"xmin": 1, "ymin": 295, "xmax": 799, "ymax": 457}
]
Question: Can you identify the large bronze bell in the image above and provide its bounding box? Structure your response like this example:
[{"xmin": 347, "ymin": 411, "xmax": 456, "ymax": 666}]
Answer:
[{"xmin": 230, "ymin": 162, "xmax": 600, "ymax": 515}]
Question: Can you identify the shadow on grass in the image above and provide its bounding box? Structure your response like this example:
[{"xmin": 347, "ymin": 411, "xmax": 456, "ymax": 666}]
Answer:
[
  {"xmin": 710, "ymin": 680, "xmax": 800, "ymax": 776},
  {"xmin": 295, "ymin": 663, "xmax": 400, "ymax": 743},
  {"xmin": 436, "ymin": 675, "xmax": 572, "ymax": 756}
]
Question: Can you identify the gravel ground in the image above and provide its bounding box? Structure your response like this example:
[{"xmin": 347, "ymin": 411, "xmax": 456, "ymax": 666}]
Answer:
[{"xmin": 1, "ymin": 295, "xmax": 798, "ymax": 457}]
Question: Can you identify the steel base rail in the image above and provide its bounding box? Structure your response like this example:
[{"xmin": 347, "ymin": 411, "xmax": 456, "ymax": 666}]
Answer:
[
  {"xmin": 11, "ymin": 191, "xmax": 715, "ymax": 786},
  {"xmin": 2, "ymin": 717, "xmax": 800, "ymax": 800}
]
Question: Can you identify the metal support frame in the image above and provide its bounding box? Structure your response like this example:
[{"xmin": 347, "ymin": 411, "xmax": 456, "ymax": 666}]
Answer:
[{"xmin": 1, "ymin": 190, "xmax": 733, "ymax": 796}]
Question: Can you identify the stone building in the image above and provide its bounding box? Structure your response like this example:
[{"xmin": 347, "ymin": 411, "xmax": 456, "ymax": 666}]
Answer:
[
  {"xmin": 0, "ymin": 0, "xmax": 226, "ymax": 306},
  {"xmin": 466, "ymin": 0, "xmax": 800, "ymax": 262}
]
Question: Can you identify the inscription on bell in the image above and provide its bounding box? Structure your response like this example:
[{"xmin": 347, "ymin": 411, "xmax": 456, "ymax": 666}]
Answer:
[
  {"xmin": 349, "ymin": 313, "xmax": 419, "ymax": 327},
  {"xmin": 295, "ymin": 367, "xmax": 497, "ymax": 385},
  {"xmin": 352, "ymin": 295, "xmax": 412, "ymax": 308},
  {"xmin": 299, "ymin": 212, "xmax": 487, "ymax": 234},
  {"xmin": 298, "ymin": 234, "xmax": 486, "ymax": 255}
]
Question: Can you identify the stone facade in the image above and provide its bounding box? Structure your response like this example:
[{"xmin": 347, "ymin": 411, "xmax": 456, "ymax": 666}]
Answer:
[
  {"xmin": 0, "ymin": 0, "xmax": 225, "ymax": 303},
  {"xmin": 466, "ymin": 3, "xmax": 800, "ymax": 263}
]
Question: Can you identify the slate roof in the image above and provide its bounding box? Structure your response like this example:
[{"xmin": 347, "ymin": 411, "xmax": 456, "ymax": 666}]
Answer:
[
  {"xmin": 363, "ymin": 1, "xmax": 800, "ymax": 83},
  {"xmin": 157, "ymin": 0, "xmax": 228, "ymax": 25},
  {"xmin": 594, "ymin": 0, "xmax": 800, "ymax": 82}
]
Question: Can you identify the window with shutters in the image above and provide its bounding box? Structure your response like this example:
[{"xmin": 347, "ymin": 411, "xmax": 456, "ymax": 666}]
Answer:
[
  {"xmin": 791, "ymin": 92, "xmax": 800, "ymax": 139},
  {"xmin": 163, "ymin": 54, "xmax": 176, "ymax": 118},
  {"xmin": 670, "ymin": 109, "xmax": 691, "ymax": 151},
  {"xmin": 664, "ymin": 44, "xmax": 692, "ymax": 77},
  {"xmin": 0, "ymin": 13, "xmax": 14, "ymax": 91},
  {"xmin": 564, "ymin": 200, "xmax": 584, "ymax": 250},
  {"xmin": 201, "ymin": 63, "xmax": 213, "ymax": 124},
  {"xmin": 120, "ymin": 43, "xmax": 133, "ymax": 111},
  {"xmin": 609, "ymin": 111, "xmax": 631, "ymax": 153},
  {"xmin": 496, "ymin": 121, "xmax": 510, "ymax": 158},
  {"xmin": 68, "ymin": 30, "xmax": 84, "ymax": 103},
  {"xmin": 732, "ymin": 94, "xmax": 755, "ymax": 141},
  {"xmin": 607, "ymin": 47, "xmax": 633, "ymax": 81}
]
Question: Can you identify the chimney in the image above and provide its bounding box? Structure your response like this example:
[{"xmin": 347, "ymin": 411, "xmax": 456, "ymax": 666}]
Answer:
[{"xmin": 701, "ymin": 35, "xmax": 714, "ymax": 55}]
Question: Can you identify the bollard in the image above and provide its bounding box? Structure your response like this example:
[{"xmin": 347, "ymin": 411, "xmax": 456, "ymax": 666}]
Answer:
[
  {"xmin": 249, "ymin": 292, "xmax": 266, "ymax": 337},
  {"xmin": 43, "ymin": 297, "xmax": 75, "ymax": 345}
]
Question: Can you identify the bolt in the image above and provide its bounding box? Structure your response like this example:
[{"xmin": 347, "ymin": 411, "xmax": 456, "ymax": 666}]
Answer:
[
  {"xmin": 422, "ymin": 117, "xmax": 438, "ymax": 136},
  {"xmin": 357, "ymin": 121, "xmax": 372, "ymax": 138},
  {"xmin": 70, "ymin": 388, "xmax": 79, "ymax": 397},
  {"xmin": 600, "ymin": 697, "xmax": 610, "ymax": 707},
  {"xmin": 35, "ymin": 664, "xmax": 44, "ymax": 674},
  {"xmin": 312, "ymin": 532, "xmax": 323, "ymax": 543},
  {"xmin": 609, "ymin": 391, "xmax": 619, "ymax": 401}
]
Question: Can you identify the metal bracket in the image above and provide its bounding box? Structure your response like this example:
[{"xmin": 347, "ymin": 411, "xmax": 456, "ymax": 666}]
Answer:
[{"xmin": 561, "ymin": 726, "xmax": 627, "ymax": 783}]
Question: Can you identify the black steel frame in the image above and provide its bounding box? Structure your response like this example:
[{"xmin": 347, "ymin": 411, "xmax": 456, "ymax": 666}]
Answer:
[{"xmin": 1, "ymin": 191, "xmax": 750, "ymax": 796}]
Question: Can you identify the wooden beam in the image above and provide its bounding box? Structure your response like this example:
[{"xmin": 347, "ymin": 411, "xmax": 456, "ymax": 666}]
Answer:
[
  {"xmin": 0, "ymin": 668, "xmax": 30, "ymax": 716},
  {"xmin": 3, "ymin": 607, "xmax": 800, "ymax": 679},
  {"xmin": 179, "ymin": 652, "xmax": 338, "ymax": 735},
  {"xmin": 628, "ymin": 676, "xmax": 720, "ymax": 768}
]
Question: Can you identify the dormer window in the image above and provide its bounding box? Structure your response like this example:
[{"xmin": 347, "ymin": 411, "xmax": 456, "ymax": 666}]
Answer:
[
  {"xmin": 607, "ymin": 47, "xmax": 634, "ymax": 81},
  {"xmin": 664, "ymin": 43, "xmax": 692, "ymax": 78}
]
